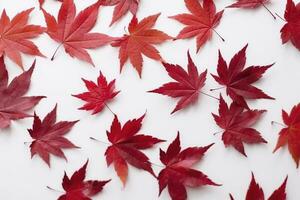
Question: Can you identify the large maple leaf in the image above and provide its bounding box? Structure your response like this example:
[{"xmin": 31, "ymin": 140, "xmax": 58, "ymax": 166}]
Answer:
[
  {"xmin": 273, "ymin": 103, "xmax": 300, "ymax": 167},
  {"xmin": 57, "ymin": 161, "xmax": 110, "ymax": 200},
  {"xmin": 280, "ymin": 0, "xmax": 300, "ymax": 52},
  {"xmin": 170, "ymin": 0, "xmax": 224, "ymax": 52},
  {"xmin": 104, "ymin": 114, "xmax": 164, "ymax": 185},
  {"xmin": 211, "ymin": 44, "xmax": 274, "ymax": 108},
  {"xmin": 212, "ymin": 95, "xmax": 267, "ymax": 156},
  {"xmin": 111, "ymin": 14, "xmax": 172, "ymax": 77},
  {"xmin": 0, "ymin": 8, "xmax": 44, "ymax": 69},
  {"xmin": 149, "ymin": 51, "xmax": 207, "ymax": 114},
  {"xmin": 72, "ymin": 72, "xmax": 119, "ymax": 115},
  {"xmin": 158, "ymin": 133, "xmax": 219, "ymax": 200},
  {"xmin": 102, "ymin": 0, "xmax": 140, "ymax": 26},
  {"xmin": 28, "ymin": 105, "xmax": 78, "ymax": 166},
  {"xmin": 0, "ymin": 56, "xmax": 44, "ymax": 129},
  {"xmin": 42, "ymin": 0, "xmax": 114, "ymax": 66},
  {"xmin": 230, "ymin": 173, "xmax": 287, "ymax": 200}
]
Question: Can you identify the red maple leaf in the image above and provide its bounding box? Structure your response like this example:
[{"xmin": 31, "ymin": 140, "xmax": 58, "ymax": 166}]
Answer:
[
  {"xmin": 230, "ymin": 173, "xmax": 287, "ymax": 200},
  {"xmin": 104, "ymin": 114, "xmax": 164, "ymax": 185},
  {"xmin": 158, "ymin": 133, "xmax": 219, "ymax": 200},
  {"xmin": 149, "ymin": 51, "xmax": 208, "ymax": 114},
  {"xmin": 102, "ymin": 0, "xmax": 140, "ymax": 26},
  {"xmin": 212, "ymin": 95, "xmax": 267, "ymax": 156},
  {"xmin": 57, "ymin": 161, "xmax": 110, "ymax": 200},
  {"xmin": 111, "ymin": 13, "xmax": 172, "ymax": 77},
  {"xmin": 42, "ymin": 0, "xmax": 114, "ymax": 66},
  {"xmin": 0, "ymin": 56, "xmax": 44, "ymax": 128},
  {"xmin": 72, "ymin": 72, "xmax": 119, "ymax": 115},
  {"xmin": 280, "ymin": 0, "xmax": 300, "ymax": 52},
  {"xmin": 28, "ymin": 105, "xmax": 78, "ymax": 166},
  {"xmin": 0, "ymin": 8, "xmax": 44, "ymax": 69},
  {"xmin": 170, "ymin": 0, "xmax": 224, "ymax": 52},
  {"xmin": 273, "ymin": 103, "xmax": 300, "ymax": 167},
  {"xmin": 211, "ymin": 44, "xmax": 274, "ymax": 108}
]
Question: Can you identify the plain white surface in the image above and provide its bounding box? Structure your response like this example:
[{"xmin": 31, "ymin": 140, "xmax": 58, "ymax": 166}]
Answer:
[{"xmin": 0, "ymin": 0, "xmax": 299, "ymax": 199}]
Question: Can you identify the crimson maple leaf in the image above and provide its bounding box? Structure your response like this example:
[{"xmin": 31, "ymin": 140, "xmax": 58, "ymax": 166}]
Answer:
[
  {"xmin": 104, "ymin": 114, "xmax": 164, "ymax": 185},
  {"xmin": 170, "ymin": 0, "xmax": 224, "ymax": 52},
  {"xmin": 0, "ymin": 8, "xmax": 44, "ymax": 69},
  {"xmin": 111, "ymin": 14, "xmax": 172, "ymax": 77},
  {"xmin": 42, "ymin": 0, "xmax": 114, "ymax": 66},
  {"xmin": 211, "ymin": 44, "xmax": 274, "ymax": 108},
  {"xmin": 273, "ymin": 103, "xmax": 300, "ymax": 167},
  {"xmin": 280, "ymin": 0, "xmax": 300, "ymax": 52},
  {"xmin": 158, "ymin": 133, "xmax": 219, "ymax": 200},
  {"xmin": 230, "ymin": 173, "xmax": 287, "ymax": 200},
  {"xmin": 212, "ymin": 95, "xmax": 267, "ymax": 156},
  {"xmin": 0, "ymin": 57, "xmax": 44, "ymax": 128},
  {"xmin": 57, "ymin": 161, "xmax": 110, "ymax": 200},
  {"xmin": 149, "ymin": 51, "xmax": 207, "ymax": 114},
  {"xmin": 72, "ymin": 72, "xmax": 119, "ymax": 115},
  {"xmin": 28, "ymin": 105, "xmax": 78, "ymax": 166}
]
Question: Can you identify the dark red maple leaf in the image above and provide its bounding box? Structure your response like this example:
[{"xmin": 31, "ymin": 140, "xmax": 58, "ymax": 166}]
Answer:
[
  {"xmin": 0, "ymin": 56, "xmax": 44, "ymax": 129},
  {"xmin": 28, "ymin": 105, "xmax": 78, "ymax": 166},
  {"xmin": 57, "ymin": 161, "xmax": 110, "ymax": 200},
  {"xmin": 72, "ymin": 72, "xmax": 119, "ymax": 115},
  {"xmin": 212, "ymin": 95, "xmax": 267, "ymax": 156},
  {"xmin": 273, "ymin": 103, "xmax": 300, "ymax": 167},
  {"xmin": 158, "ymin": 133, "xmax": 219, "ymax": 200},
  {"xmin": 280, "ymin": 0, "xmax": 300, "ymax": 52},
  {"xmin": 211, "ymin": 44, "xmax": 274, "ymax": 108},
  {"xmin": 230, "ymin": 173, "xmax": 287, "ymax": 200},
  {"xmin": 42, "ymin": 0, "xmax": 114, "ymax": 65},
  {"xmin": 0, "ymin": 8, "xmax": 45, "ymax": 69},
  {"xmin": 111, "ymin": 13, "xmax": 172, "ymax": 77},
  {"xmin": 149, "ymin": 51, "xmax": 207, "ymax": 114},
  {"xmin": 104, "ymin": 114, "xmax": 164, "ymax": 185},
  {"xmin": 170, "ymin": 0, "xmax": 224, "ymax": 52}
]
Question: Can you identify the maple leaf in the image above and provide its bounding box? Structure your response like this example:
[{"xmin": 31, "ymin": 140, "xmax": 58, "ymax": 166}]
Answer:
[
  {"xmin": 72, "ymin": 72, "xmax": 119, "ymax": 115},
  {"xmin": 42, "ymin": 0, "xmax": 114, "ymax": 66},
  {"xmin": 212, "ymin": 95, "xmax": 267, "ymax": 156},
  {"xmin": 111, "ymin": 13, "xmax": 172, "ymax": 77},
  {"xmin": 230, "ymin": 173, "xmax": 288, "ymax": 200},
  {"xmin": 28, "ymin": 105, "xmax": 78, "ymax": 166},
  {"xmin": 104, "ymin": 114, "xmax": 164, "ymax": 185},
  {"xmin": 280, "ymin": 0, "xmax": 300, "ymax": 52},
  {"xmin": 273, "ymin": 103, "xmax": 300, "ymax": 167},
  {"xmin": 149, "ymin": 51, "xmax": 208, "ymax": 114},
  {"xmin": 0, "ymin": 56, "xmax": 44, "ymax": 129},
  {"xmin": 57, "ymin": 161, "xmax": 110, "ymax": 200},
  {"xmin": 158, "ymin": 133, "xmax": 219, "ymax": 200},
  {"xmin": 0, "ymin": 8, "xmax": 45, "ymax": 69},
  {"xmin": 170, "ymin": 0, "xmax": 224, "ymax": 52},
  {"xmin": 102, "ymin": 0, "xmax": 140, "ymax": 26},
  {"xmin": 211, "ymin": 44, "xmax": 274, "ymax": 108}
]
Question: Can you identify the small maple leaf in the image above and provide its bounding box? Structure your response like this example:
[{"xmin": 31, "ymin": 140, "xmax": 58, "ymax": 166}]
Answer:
[
  {"xmin": 28, "ymin": 105, "xmax": 78, "ymax": 166},
  {"xmin": 42, "ymin": 0, "xmax": 114, "ymax": 65},
  {"xmin": 111, "ymin": 13, "xmax": 172, "ymax": 77},
  {"xmin": 104, "ymin": 114, "xmax": 164, "ymax": 185},
  {"xmin": 273, "ymin": 103, "xmax": 300, "ymax": 167},
  {"xmin": 170, "ymin": 0, "xmax": 224, "ymax": 52},
  {"xmin": 230, "ymin": 173, "xmax": 287, "ymax": 200},
  {"xmin": 158, "ymin": 133, "xmax": 219, "ymax": 200},
  {"xmin": 212, "ymin": 95, "xmax": 267, "ymax": 156},
  {"xmin": 0, "ymin": 8, "xmax": 45, "ymax": 69},
  {"xmin": 72, "ymin": 72, "xmax": 119, "ymax": 115},
  {"xmin": 211, "ymin": 44, "xmax": 274, "ymax": 108},
  {"xmin": 149, "ymin": 51, "xmax": 207, "ymax": 114},
  {"xmin": 57, "ymin": 161, "xmax": 110, "ymax": 200},
  {"xmin": 0, "ymin": 57, "xmax": 44, "ymax": 129}
]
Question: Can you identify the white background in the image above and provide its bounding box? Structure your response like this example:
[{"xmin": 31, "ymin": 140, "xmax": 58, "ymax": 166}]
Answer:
[{"xmin": 0, "ymin": 0, "xmax": 299, "ymax": 199}]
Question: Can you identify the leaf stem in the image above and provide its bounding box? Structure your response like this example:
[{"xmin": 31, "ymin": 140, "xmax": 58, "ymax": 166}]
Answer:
[
  {"xmin": 212, "ymin": 29, "xmax": 225, "ymax": 42},
  {"xmin": 213, "ymin": 131, "xmax": 222, "ymax": 136},
  {"xmin": 261, "ymin": 3, "xmax": 276, "ymax": 19},
  {"xmin": 200, "ymin": 91, "xmax": 220, "ymax": 101},
  {"xmin": 46, "ymin": 186, "xmax": 63, "ymax": 193},
  {"xmin": 275, "ymin": 13, "xmax": 286, "ymax": 22},
  {"xmin": 210, "ymin": 87, "xmax": 225, "ymax": 92},
  {"xmin": 105, "ymin": 103, "xmax": 116, "ymax": 115},
  {"xmin": 89, "ymin": 137, "xmax": 110, "ymax": 145},
  {"xmin": 51, "ymin": 44, "xmax": 62, "ymax": 61},
  {"xmin": 271, "ymin": 121, "xmax": 286, "ymax": 127}
]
